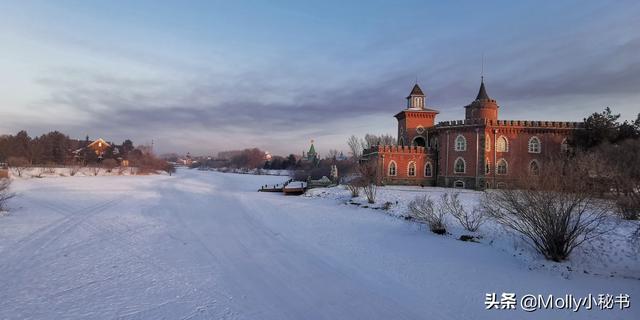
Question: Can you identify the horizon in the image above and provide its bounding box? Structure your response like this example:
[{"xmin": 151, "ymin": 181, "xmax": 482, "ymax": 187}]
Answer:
[{"xmin": 1, "ymin": 1, "xmax": 639, "ymax": 156}]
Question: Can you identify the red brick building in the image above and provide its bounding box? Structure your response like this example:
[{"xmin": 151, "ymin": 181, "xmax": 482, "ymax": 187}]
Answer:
[{"xmin": 363, "ymin": 80, "xmax": 583, "ymax": 189}]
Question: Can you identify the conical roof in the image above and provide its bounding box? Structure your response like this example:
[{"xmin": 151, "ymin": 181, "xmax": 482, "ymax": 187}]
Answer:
[
  {"xmin": 475, "ymin": 78, "xmax": 490, "ymax": 100},
  {"xmin": 409, "ymin": 84, "xmax": 425, "ymax": 96}
]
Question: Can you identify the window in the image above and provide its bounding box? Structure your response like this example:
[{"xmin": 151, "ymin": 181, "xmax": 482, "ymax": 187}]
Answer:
[
  {"xmin": 454, "ymin": 180, "xmax": 465, "ymax": 188},
  {"xmin": 485, "ymin": 181, "xmax": 491, "ymax": 189},
  {"xmin": 412, "ymin": 136, "xmax": 426, "ymax": 147},
  {"xmin": 454, "ymin": 157, "xmax": 466, "ymax": 173},
  {"xmin": 496, "ymin": 136, "xmax": 508, "ymax": 152},
  {"xmin": 388, "ymin": 161, "xmax": 397, "ymax": 176},
  {"xmin": 424, "ymin": 162, "xmax": 433, "ymax": 177},
  {"xmin": 528, "ymin": 136, "xmax": 541, "ymax": 153},
  {"xmin": 485, "ymin": 134, "xmax": 491, "ymax": 152},
  {"xmin": 455, "ymin": 135, "xmax": 467, "ymax": 151},
  {"xmin": 408, "ymin": 162, "xmax": 416, "ymax": 176},
  {"xmin": 561, "ymin": 138, "xmax": 570, "ymax": 153},
  {"xmin": 485, "ymin": 160, "xmax": 490, "ymax": 174},
  {"xmin": 496, "ymin": 159, "xmax": 508, "ymax": 175},
  {"xmin": 529, "ymin": 160, "xmax": 540, "ymax": 176},
  {"xmin": 496, "ymin": 182, "xmax": 507, "ymax": 189}
]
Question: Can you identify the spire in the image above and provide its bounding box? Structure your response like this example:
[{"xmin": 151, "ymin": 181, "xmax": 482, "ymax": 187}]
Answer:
[
  {"xmin": 409, "ymin": 84, "xmax": 424, "ymax": 97},
  {"xmin": 475, "ymin": 77, "xmax": 490, "ymax": 100}
]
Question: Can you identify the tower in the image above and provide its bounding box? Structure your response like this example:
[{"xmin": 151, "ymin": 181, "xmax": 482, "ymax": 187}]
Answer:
[
  {"xmin": 395, "ymin": 84, "xmax": 439, "ymax": 147},
  {"xmin": 464, "ymin": 78, "xmax": 499, "ymax": 122},
  {"xmin": 407, "ymin": 84, "xmax": 426, "ymax": 109}
]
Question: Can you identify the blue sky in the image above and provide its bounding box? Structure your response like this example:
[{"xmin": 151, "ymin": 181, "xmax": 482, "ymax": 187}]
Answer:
[{"xmin": 1, "ymin": 0, "xmax": 639, "ymax": 156}]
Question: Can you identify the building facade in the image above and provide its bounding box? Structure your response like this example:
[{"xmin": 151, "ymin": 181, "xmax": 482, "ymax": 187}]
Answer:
[{"xmin": 363, "ymin": 80, "xmax": 583, "ymax": 189}]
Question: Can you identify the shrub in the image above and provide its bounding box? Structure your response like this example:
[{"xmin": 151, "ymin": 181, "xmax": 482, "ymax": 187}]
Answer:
[
  {"xmin": 408, "ymin": 195, "xmax": 447, "ymax": 234},
  {"xmin": 345, "ymin": 180, "xmax": 361, "ymax": 197},
  {"xmin": 441, "ymin": 192, "xmax": 486, "ymax": 232},
  {"xmin": 7, "ymin": 156, "xmax": 29, "ymax": 177},
  {"xmin": 482, "ymin": 158, "xmax": 612, "ymax": 262},
  {"xmin": 358, "ymin": 162, "xmax": 377, "ymax": 204},
  {"xmin": 102, "ymin": 159, "xmax": 119, "ymax": 173}
]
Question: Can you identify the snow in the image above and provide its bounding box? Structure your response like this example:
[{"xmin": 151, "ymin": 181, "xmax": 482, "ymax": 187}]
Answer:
[
  {"xmin": 284, "ymin": 181, "xmax": 307, "ymax": 189},
  {"xmin": 0, "ymin": 169, "xmax": 638, "ymax": 319}
]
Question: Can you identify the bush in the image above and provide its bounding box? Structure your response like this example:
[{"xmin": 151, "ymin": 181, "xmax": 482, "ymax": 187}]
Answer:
[
  {"xmin": 482, "ymin": 158, "xmax": 612, "ymax": 262},
  {"xmin": 102, "ymin": 159, "xmax": 119, "ymax": 173},
  {"xmin": 408, "ymin": 195, "xmax": 447, "ymax": 234},
  {"xmin": 0, "ymin": 179, "xmax": 14, "ymax": 212},
  {"xmin": 441, "ymin": 192, "xmax": 486, "ymax": 232},
  {"xmin": 345, "ymin": 181, "xmax": 361, "ymax": 197},
  {"xmin": 7, "ymin": 156, "xmax": 29, "ymax": 177},
  {"xmin": 358, "ymin": 162, "xmax": 377, "ymax": 204}
]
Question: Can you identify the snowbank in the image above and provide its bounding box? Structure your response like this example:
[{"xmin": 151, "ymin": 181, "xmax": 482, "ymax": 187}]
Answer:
[{"xmin": 305, "ymin": 185, "xmax": 640, "ymax": 280}]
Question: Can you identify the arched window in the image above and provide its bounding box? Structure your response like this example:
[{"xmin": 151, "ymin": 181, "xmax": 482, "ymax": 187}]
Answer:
[
  {"xmin": 424, "ymin": 162, "xmax": 433, "ymax": 177},
  {"xmin": 496, "ymin": 136, "xmax": 509, "ymax": 152},
  {"xmin": 485, "ymin": 159, "xmax": 490, "ymax": 174},
  {"xmin": 388, "ymin": 161, "xmax": 397, "ymax": 176},
  {"xmin": 560, "ymin": 138, "xmax": 570, "ymax": 153},
  {"xmin": 412, "ymin": 136, "xmax": 426, "ymax": 147},
  {"xmin": 455, "ymin": 135, "xmax": 467, "ymax": 151},
  {"xmin": 496, "ymin": 158, "xmax": 508, "ymax": 175},
  {"xmin": 485, "ymin": 181, "xmax": 491, "ymax": 189},
  {"xmin": 454, "ymin": 157, "xmax": 466, "ymax": 173},
  {"xmin": 485, "ymin": 134, "xmax": 491, "ymax": 152},
  {"xmin": 408, "ymin": 161, "xmax": 416, "ymax": 176},
  {"xmin": 529, "ymin": 160, "xmax": 540, "ymax": 176},
  {"xmin": 454, "ymin": 180, "xmax": 465, "ymax": 188},
  {"xmin": 528, "ymin": 136, "xmax": 541, "ymax": 153}
]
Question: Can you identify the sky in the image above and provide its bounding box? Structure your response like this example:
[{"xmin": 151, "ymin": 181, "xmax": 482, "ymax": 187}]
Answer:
[{"xmin": 0, "ymin": 0, "xmax": 639, "ymax": 156}]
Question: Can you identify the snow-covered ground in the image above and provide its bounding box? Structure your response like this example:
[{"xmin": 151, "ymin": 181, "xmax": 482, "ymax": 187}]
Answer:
[{"xmin": 0, "ymin": 169, "xmax": 637, "ymax": 319}]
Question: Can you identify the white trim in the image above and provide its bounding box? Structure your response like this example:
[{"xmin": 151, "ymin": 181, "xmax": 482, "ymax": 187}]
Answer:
[
  {"xmin": 407, "ymin": 161, "xmax": 417, "ymax": 177},
  {"xmin": 454, "ymin": 135, "xmax": 467, "ymax": 151},
  {"xmin": 453, "ymin": 180, "xmax": 465, "ymax": 188},
  {"xmin": 496, "ymin": 135, "xmax": 509, "ymax": 152},
  {"xmin": 528, "ymin": 136, "xmax": 541, "ymax": 153},
  {"xmin": 485, "ymin": 134, "xmax": 491, "ymax": 152},
  {"xmin": 424, "ymin": 161, "xmax": 433, "ymax": 177},
  {"xmin": 496, "ymin": 158, "xmax": 508, "ymax": 175},
  {"xmin": 388, "ymin": 160, "xmax": 397, "ymax": 176},
  {"xmin": 454, "ymin": 157, "xmax": 466, "ymax": 174}
]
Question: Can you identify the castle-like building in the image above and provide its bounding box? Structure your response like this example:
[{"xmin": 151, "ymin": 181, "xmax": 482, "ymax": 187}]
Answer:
[{"xmin": 363, "ymin": 79, "xmax": 583, "ymax": 189}]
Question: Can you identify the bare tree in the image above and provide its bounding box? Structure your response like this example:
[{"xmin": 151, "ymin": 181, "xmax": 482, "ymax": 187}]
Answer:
[
  {"xmin": 347, "ymin": 135, "xmax": 365, "ymax": 159},
  {"xmin": 364, "ymin": 134, "xmax": 397, "ymax": 148},
  {"xmin": 408, "ymin": 195, "xmax": 447, "ymax": 234},
  {"xmin": 7, "ymin": 156, "xmax": 29, "ymax": 177},
  {"xmin": 358, "ymin": 162, "xmax": 378, "ymax": 204},
  {"xmin": 326, "ymin": 149, "xmax": 339, "ymax": 160},
  {"xmin": 441, "ymin": 192, "xmax": 486, "ymax": 232},
  {"xmin": 0, "ymin": 179, "xmax": 15, "ymax": 212},
  {"xmin": 482, "ymin": 158, "xmax": 613, "ymax": 262}
]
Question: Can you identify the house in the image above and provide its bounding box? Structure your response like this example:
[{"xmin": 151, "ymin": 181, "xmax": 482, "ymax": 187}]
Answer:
[{"xmin": 363, "ymin": 80, "xmax": 582, "ymax": 190}]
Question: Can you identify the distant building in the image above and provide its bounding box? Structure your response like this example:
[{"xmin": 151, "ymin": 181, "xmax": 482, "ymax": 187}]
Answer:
[
  {"xmin": 302, "ymin": 140, "xmax": 319, "ymax": 163},
  {"xmin": 363, "ymin": 80, "xmax": 582, "ymax": 190}
]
